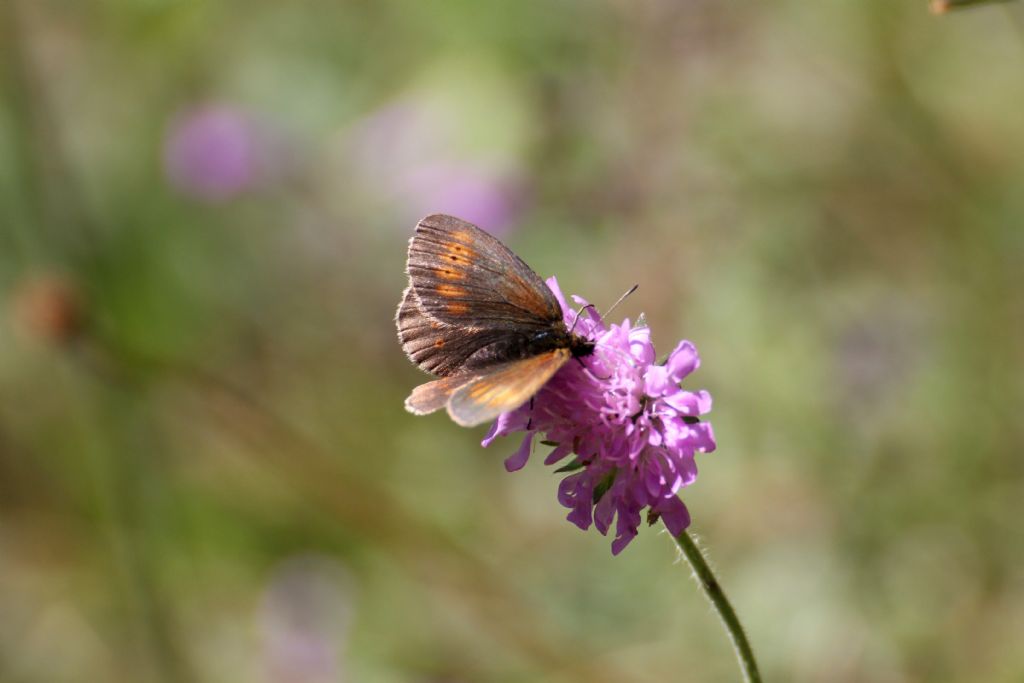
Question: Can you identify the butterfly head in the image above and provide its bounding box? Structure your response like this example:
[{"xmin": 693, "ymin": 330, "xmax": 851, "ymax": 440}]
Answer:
[{"xmin": 568, "ymin": 331, "xmax": 595, "ymax": 358}]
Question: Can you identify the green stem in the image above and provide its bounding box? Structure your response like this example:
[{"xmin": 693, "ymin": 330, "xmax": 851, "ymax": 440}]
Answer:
[{"xmin": 671, "ymin": 528, "xmax": 763, "ymax": 683}]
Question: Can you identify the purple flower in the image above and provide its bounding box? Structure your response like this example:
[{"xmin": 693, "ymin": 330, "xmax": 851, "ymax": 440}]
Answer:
[
  {"xmin": 345, "ymin": 100, "xmax": 527, "ymax": 235},
  {"xmin": 400, "ymin": 162, "xmax": 525, "ymax": 237},
  {"xmin": 163, "ymin": 104, "xmax": 271, "ymax": 202},
  {"xmin": 260, "ymin": 555, "xmax": 354, "ymax": 683},
  {"xmin": 482, "ymin": 278, "xmax": 716, "ymax": 555}
]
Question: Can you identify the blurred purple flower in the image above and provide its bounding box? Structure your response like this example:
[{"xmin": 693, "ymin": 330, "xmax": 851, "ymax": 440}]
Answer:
[
  {"xmin": 401, "ymin": 162, "xmax": 524, "ymax": 235},
  {"xmin": 346, "ymin": 102, "xmax": 527, "ymax": 235},
  {"xmin": 483, "ymin": 277, "xmax": 716, "ymax": 555},
  {"xmin": 260, "ymin": 555, "xmax": 354, "ymax": 683},
  {"xmin": 164, "ymin": 104, "xmax": 270, "ymax": 202}
]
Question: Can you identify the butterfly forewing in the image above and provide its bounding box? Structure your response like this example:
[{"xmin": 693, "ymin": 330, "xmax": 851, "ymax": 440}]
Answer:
[
  {"xmin": 446, "ymin": 348, "xmax": 571, "ymax": 427},
  {"xmin": 407, "ymin": 214, "xmax": 563, "ymax": 329}
]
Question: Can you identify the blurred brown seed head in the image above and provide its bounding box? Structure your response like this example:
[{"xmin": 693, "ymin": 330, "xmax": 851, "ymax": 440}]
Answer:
[{"xmin": 10, "ymin": 274, "xmax": 86, "ymax": 346}]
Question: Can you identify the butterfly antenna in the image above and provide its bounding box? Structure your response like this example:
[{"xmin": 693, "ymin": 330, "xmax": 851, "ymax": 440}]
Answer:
[
  {"xmin": 601, "ymin": 284, "xmax": 638, "ymax": 320},
  {"xmin": 569, "ymin": 304, "xmax": 597, "ymax": 334}
]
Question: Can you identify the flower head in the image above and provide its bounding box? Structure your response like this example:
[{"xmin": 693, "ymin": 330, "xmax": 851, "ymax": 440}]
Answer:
[
  {"xmin": 346, "ymin": 99, "xmax": 527, "ymax": 235},
  {"xmin": 163, "ymin": 104, "xmax": 274, "ymax": 202},
  {"xmin": 483, "ymin": 278, "xmax": 716, "ymax": 554}
]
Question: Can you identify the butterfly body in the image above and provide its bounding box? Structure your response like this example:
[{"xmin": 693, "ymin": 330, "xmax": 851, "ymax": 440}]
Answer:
[
  {"xmin": 398, "ymin": 214, "xmax": 593, "ymax": 426},
  {"xmin": 460, "ymin": 326, "xmax": 593, "ymax": 372}
]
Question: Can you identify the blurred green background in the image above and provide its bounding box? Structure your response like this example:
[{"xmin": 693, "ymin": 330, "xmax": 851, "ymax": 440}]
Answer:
[{"xmin": 2, "ymin": 1, "xmax": 1023, "ymax": 682}]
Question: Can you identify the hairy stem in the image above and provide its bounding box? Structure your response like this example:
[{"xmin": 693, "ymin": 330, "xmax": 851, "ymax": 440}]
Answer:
[{"xmin": 671, "ymin": 528, "xmax": 762, "ymax": 683}]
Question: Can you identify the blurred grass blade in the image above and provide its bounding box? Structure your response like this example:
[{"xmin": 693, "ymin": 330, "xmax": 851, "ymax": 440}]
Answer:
[{"xmin": 930, "ymin": 0, "xmax": 1016, "ymax": 13}]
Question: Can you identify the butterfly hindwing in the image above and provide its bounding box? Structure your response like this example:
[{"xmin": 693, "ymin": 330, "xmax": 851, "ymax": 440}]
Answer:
[
  {"xmin": 404, "ymin": 374, "xmax": 474, "ymax": 416},
  {"xmin": 407, "ymin": 214, "xmax": 562, "ymax": 330},
  {"xmin": 446, "ymin": 348, "xmax": 571, "ymax": 427},
  {"xmin": 396, "ymin": 286, "xmax": 509, "ymax": 376}
]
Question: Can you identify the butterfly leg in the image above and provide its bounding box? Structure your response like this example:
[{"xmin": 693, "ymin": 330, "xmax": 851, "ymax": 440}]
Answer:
[
  {"xmin": 576, "ymin": 355, "xmax": 612, "ymax": 380},
  {"xmin": 574, "ymin": 355, "xmax": 611, "ymax": 379},
  {"xmin": 526, "ymin": 396, "xmax": 535, "ymax": 430}
]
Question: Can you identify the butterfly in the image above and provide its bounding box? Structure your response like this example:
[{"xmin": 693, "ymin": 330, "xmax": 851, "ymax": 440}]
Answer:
[{"xmin": 397, "ymin": 214, "xmax": 595, "ymax": 427}]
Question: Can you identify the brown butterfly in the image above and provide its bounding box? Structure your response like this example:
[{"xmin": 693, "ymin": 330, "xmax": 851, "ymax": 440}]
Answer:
[{"xmin": 397, "ymin": 214, "xmax": 594, "ymax": 427}]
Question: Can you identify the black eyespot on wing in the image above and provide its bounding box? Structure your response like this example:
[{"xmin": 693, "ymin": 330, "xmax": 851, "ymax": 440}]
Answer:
[{"xmin": 406, "ymin": 214, "xmax": 563, "ymax": 329}]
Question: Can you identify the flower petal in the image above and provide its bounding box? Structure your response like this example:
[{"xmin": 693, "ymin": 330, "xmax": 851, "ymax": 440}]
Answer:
[
  {"xmin": 690, "ymin": 422, "xmax": 717, "ymax": 454},
  {"xmin": 655, "ymin": 496, "xmax": 691, "ymax": 537},
  {"xmin": 504, "ymin": 433, "xmax": 534, "ymax": 472},
  {"xmin": 558, "ymin": 472, "xmax": 594, "ymax": 530},
  {"xmin": 611, "ymin": 504, "xmax": 641, "ymax": 555},
  {"xmin": 481, "ymin": 409, "xmax": 529, "ymax": 447},
  {"xmin": 665, "ymin": 340, "xmax": 700, "ymax": 382},
  {"xmin": 644, "ymin": 461, "xmax": 664, "ymax": 497},
  {"xmin": 545, "ymin": 276, "xmax": 572, "ymax": 323},
  {"xmin": 628, "ymin": 325, "xmax": 655, "ymax": 365},
  {"xmin": 593, "ymin": 487, "xmax": 616, "ymax": 534},
  {"xmin": 661, "ymin": 390, "xmax": 701, "ymax": 416}
]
